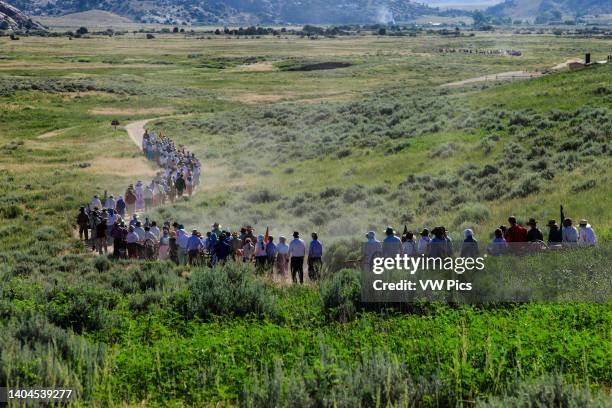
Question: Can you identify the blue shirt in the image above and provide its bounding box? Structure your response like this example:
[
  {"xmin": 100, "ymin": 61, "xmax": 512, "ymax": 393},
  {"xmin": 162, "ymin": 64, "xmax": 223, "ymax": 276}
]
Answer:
[
  {"xmin": 309, "ymin": 240, "xmax": 323, "ymax": 257},
  {"xmin": 186, "ymin": 235, "xmax": 203, "ymax": 252},
  {"xmin": 266, "ymin": 242, "xmax": 277, "ymax": 258}
]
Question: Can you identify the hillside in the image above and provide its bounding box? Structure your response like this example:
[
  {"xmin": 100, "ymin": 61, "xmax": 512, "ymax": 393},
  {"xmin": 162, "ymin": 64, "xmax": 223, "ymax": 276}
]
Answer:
[
  {"xmin": 8, "ymin": 0, "xmax": 461, "ymax": 25},
  {"xmin": 0, "ymin": 0, "xmax": 45, "ymax": 29},
  {"xmin": 487, "ymin": 0, "xmax": 612, "ymax": 23},
  {"xmin": 36, "ymin": 10, "xmax": 134, "ymax": 27}
]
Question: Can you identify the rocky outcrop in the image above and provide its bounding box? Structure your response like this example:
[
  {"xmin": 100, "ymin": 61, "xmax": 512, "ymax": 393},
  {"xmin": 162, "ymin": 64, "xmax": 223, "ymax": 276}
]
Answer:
[{"xmin": 0, "ymin": 1, "xmax": 46, "ymax": 30}]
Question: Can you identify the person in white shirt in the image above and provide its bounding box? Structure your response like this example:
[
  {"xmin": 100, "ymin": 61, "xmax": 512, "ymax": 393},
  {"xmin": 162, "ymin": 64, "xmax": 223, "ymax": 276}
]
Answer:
[
  {"xmin": 417, "ymin": 229, "xmax": 430, "ymax": 255},
  {"xmin": 578, "ymin": 220, "xmax": 597, "ymax": 246},
  {"xmin": 104, "ymin": 195, "xmax": 116, "ymax": 210},
  {"xmin": 363, "ymin": 231, "xmax": 382, "ymax": 272},
  {"xmin": 562, "ymin": 218, "xmax": 579, "ymax": 246},
  {"xmin": 275, "ymin": 236, "xmax": 290, "ymax": 277},
  {"xmin": 149, "ymin": 221, "xmax": 161, "ymax": 240},
  {"xmin": 176, "ymin": 226, "xmax": 189, "ymax": 265},
  {"xmin": 288, "ymin": 231, "xmax": 306, "ymax": 284},
  {"xmin": 402, "ymin": 231, "xmax": 417, "ymax": 257},
  {"xmin": 90, "ymin": 195, "xmax": 102, "ymax": 210},
  {"xmin": 143, "ymin": 226, "xmax": 158, "ymax": 243},
  {"xmin": 134, "ymin": 222, "xmax": 146, "ymax": 242},
  {"xmin": 126, "ymin": 226, "xmax": 140, "ymax": 259}
]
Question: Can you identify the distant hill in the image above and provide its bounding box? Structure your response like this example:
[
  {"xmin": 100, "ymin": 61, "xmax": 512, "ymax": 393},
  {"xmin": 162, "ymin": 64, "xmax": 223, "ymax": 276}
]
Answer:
[
  {"xmin": 8, "ymin": 0, "xmax": 468, "ymax": 25},
  {"xmin": 0, "ymin": 0, "xmax": 45, "ymax": 29},
  {"xmin": 486, "ymin": 0, "xmax": 612, "ymax": 23},
  {"xmin": 36, "ymin": 10, "xmax": 134, "ymax": 28}
]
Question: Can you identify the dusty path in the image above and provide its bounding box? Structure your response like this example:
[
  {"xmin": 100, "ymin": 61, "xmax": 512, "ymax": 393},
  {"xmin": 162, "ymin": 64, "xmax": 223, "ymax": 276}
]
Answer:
[
  {"xmin": 37, "ymin": 127, "xmax": 73, "ymax": 139},
  {"xmin": 441, "ymin": 70, "xmax": 542, "ymax": 88},
  {"xmin": 124, "ymin": 119, "xmax": 154, "ymax": 149}
]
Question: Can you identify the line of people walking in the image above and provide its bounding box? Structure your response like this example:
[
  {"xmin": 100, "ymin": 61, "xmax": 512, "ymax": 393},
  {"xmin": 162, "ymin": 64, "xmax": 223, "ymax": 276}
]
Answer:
[{"xmin": 362, "ymin": 205, "xmax": 598, "ymax": 271}]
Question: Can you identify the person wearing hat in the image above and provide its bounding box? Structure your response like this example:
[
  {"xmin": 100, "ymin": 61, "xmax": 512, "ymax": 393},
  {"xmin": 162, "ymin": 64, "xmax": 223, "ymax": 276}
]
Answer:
[
  {"xmin": 95, "ymin": 211, "xmax": 108, "ymax": 255},
  {"xmin": 417, "ymin": 229, "xmax": 430, "ymax": 255},
  {"xmin": 362, "ymin": 231, "xmax": 382, "ymax": 272},
  {"xmin": 111, "ymin": 220, "xmax": 127, "ymax": 259},
  {"xmin": 124, "ymin": 186, "xmax": 137, "ymax": 215},
  {"xmin": 382, "ymin": 227, "xmax": 402, "ymax": 259},
  {"xmin": 242, "ymin": 237, "xmax": 255, "ymax": 263},
  {"xmin": 90, "ymin": 195, "xmax": 102, "ymax": 210},
  {"xmin": 168, "ymin": 230, "xmax": 178, "ymax": 264},
  {"xmin": 578, "ymin": 220, "xmax": 597, "ymax": 247},
  {"xmin": 441, "ymin": 226, "xmax": 453, "ymax": 256},
  {"xmin": 307, "ymin": 233, "xmax": 323, "ymax": 281},
  {"xmin": 231, "ymin": 231, "xmax": 243, "ymax": 261},
  {"xmin": 104, "ymin": 195, "xmax": 116, "ymax": 211},
  {"xmin": 176, "ymin": 225, "xmax": 189, "ymax": 265},
  {"xmin": 214, "ymin": 232, "xmax": 232, "ymax": 265},
  {"xmin": 115, "ymin": 195, "xmax": 126, "ymax": 218},
  {"xmin": 211, "ymin": 222, "xmax": 222, "ymax": 236},
  {"xmin": 460, "ymin": 229, "xmax": 479, "ymax": 258},
  {"xmin": 562, "ymin": 218, "xmax": 578, "ymax": 246},
  {"xmin": 526, "ymin": 218, "xmax": 544, "ymax": 242},
  {"xmin": 266, "ymin": 236, "xmax": 277, "ymax": 275},
  {"xmin": 289, "ymin": 231, "xmax": 306, "ymax": 284},
  {"xmin": 254, "ymin": 234, "xmax": 268, "ymax": 274},
  {"xmin": 186, "ymin": 229, "xmax": 203, "ymax": 265},
  {"xmin": 427, "ymin": 227, "xmax": 450, "ymax": 259},
  {"xmin": 402, "ymin": 231, "xmax": 417, "ymax": 257},
  {"xmin": 134, "ymin": 222, "xmax": 146, "ymax": 242},
  {"xmin": 77, "ymin": 206, "xmax": 90, "ymax": 241},
  {"xmin": 546, "ymin": 220, "xmax": 562, "ymax": 244},
  {"xmin": 276, "ymin": 236, "xmax": 290, "ymax": 276},
  {"xmin": 244, "ymin": 227, "xmax": 256, "ymax": 246},
  {"xmin": 126, "ymin": 226, "xmax": 140, "ymax": 259}
]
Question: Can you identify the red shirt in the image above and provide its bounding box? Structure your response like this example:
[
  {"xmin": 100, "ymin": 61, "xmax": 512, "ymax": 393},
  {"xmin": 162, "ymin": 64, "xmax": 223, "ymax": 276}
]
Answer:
[{"xmin": 505, "ymin": 224, "xmax": 528, "ymax": 243}]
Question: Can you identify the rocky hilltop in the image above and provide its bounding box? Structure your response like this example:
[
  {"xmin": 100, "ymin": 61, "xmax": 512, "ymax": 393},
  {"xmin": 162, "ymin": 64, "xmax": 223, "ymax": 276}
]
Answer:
[{"xmin": 0, "ymin": 1, "xmax": 46, "ymax": 30}]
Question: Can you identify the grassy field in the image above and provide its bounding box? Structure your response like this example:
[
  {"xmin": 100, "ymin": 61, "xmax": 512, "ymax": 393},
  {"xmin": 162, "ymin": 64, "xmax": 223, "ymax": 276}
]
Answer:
[{"xmin": 0, "ymin": 29, "xmax": 611, "ymax": 406}]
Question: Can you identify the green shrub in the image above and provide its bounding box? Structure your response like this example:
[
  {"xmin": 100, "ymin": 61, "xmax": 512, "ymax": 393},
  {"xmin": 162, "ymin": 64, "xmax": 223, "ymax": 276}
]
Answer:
[
  {"xmin": 94, "ymin": 256, "xmax": 111, "ymax": 272},
  {"xmin": 243, "ymin": 350, "xmax": 448, "ymax": 408},
  {"xmin": 322, "ymin": 239, "xmax": 362, "ymax": 273},
  {"xmin": 454, "ymin": 203, "xmax": 491, "ymax": 226},
  {"xmin": 34, "ymin": 226, "xmax": 60, "ymax": 241},
  {"xmin": 0, "ymin": 312, "xmax": 106, "ymax": 400},
  {"xmin": 479, "ymin": 375, "xmax": 611, "ymax": 407},
  {"xmin": 45, "ymin": 286, "xmax": 118, "ymax": 333},
  {"xmin": 320, "ymin": 269, "xmax": 361, "ymax": 322},
  {"xmin": 0, "ymin": 204, "xmax": 23, "ymax": 219},
  {"xmin": 571, "ymin": 178, "xmax": 597, "ymax": 193},
  {"xmin": 509, "ymin": 174, "xmax": 542, "ymax": 198},
  {"xmin": 188, "ymin": 263, "xmax": 278, "ymax": 320},
  {"xmin": 248, "ymin": 189, "xmax": 281, "ymax": 203}
]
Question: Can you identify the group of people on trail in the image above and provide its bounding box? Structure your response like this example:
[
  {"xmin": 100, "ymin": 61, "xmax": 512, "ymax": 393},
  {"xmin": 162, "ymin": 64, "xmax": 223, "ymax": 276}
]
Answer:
[
  {"xmin": 76, "ymin": 126, "xmax": 600, "ymax": 279},
  {"xmin": 121, "ymin": 130, "xmax": 201, "ymax": 214},
  {"xmin": 362, "ymin": 205, "xmax": 598, "ymax": 270},
  {"xmin": 76, "ymin": 129, "xmax": 202, "ymax": 255},
  {"xmin": 77, "ymin": 209, "xmax": 325, "ymax": 283},
  {"xmin": 171, "ymin": 223, "xmax": 322, "ymax": 284}
]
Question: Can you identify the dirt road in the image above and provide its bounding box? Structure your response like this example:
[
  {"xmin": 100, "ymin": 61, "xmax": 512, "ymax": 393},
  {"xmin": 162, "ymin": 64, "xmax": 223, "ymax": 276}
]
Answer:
[
  {"xmin": 441, "ymin": 71, "xmax": 543, "ymax": 88},
  {"xmin": 124, "ymin": 119, "xmax": 153, "ymax": 149}
]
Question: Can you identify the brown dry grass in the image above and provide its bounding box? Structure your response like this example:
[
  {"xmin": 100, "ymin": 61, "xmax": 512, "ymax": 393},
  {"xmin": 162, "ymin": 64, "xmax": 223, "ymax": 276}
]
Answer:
[{"xmin": 230, "ymin": 62, "xmax": 278, "ymax": 72}]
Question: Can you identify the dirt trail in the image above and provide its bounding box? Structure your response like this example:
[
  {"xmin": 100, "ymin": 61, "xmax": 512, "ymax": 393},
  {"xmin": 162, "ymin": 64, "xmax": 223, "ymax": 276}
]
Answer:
[
  {"xmin": 124, "ymin": 119, "xmax": 154, "ymax": 149},
  {"xmin": 441, "ymin": 71, "xmax": 542, "ymax": 88},
  {"xmin": 37, "ymin": 127, "xmax": 73, "ymax": 139}
]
